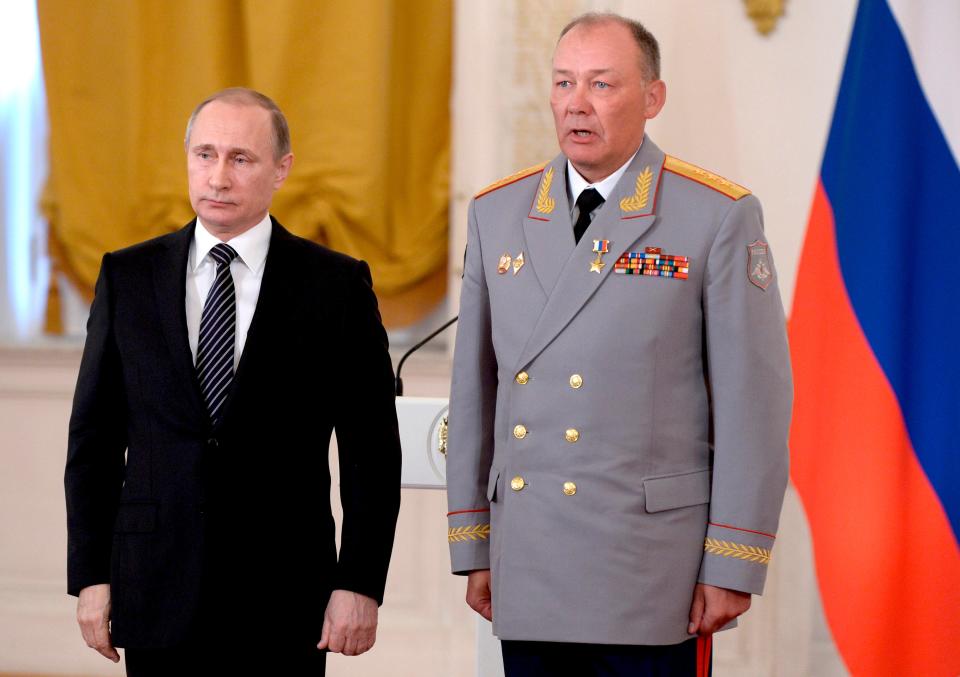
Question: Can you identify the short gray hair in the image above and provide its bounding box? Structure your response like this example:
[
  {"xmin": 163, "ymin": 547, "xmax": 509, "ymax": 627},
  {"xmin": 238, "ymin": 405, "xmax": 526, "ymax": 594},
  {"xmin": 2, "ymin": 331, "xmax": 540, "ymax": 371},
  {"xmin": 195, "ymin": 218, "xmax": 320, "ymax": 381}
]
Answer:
[
  {"xmin": 559, "ymin": 12, "xmax": 661, "ymax": 81},
  {"xmin": 184, "ymin": 87, "xmax": 291, "ymax": 160}
]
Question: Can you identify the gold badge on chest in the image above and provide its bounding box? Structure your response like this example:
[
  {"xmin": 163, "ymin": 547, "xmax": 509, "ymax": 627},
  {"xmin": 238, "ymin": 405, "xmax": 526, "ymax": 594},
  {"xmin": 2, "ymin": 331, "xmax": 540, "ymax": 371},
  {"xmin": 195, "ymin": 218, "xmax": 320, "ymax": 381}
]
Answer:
[
  {"xmin": 497, "ymin": 251, "xmax": 525, "ymax": 275},
  {"xmin": 513, "ymin": 252, "xmax": 525, "ymax": 274}
]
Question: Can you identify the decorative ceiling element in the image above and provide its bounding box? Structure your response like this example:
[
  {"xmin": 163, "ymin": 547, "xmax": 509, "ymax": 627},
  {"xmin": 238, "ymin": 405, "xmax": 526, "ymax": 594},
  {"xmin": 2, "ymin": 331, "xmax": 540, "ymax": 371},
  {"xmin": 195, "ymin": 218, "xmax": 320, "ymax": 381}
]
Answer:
[{"xmin": 745, "ymin": 0, "xmax": 786, "ymax": 36}]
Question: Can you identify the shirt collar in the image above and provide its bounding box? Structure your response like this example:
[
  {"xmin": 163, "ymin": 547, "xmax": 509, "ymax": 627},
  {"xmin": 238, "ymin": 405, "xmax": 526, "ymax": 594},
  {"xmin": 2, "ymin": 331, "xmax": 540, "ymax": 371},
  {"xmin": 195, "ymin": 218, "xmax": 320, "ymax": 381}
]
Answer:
[
  {"xmin": 567, "ymin": 141, "xmax": 643, "ymax": 206},
  {"xmin": 192, "ymin": 214, "xmax": 272, "ymax": 274}
]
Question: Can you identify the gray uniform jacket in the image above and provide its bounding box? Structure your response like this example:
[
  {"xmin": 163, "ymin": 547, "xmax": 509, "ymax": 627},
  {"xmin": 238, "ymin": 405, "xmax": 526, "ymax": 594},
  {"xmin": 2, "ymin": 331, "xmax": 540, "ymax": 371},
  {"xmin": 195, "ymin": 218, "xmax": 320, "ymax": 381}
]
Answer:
[{"xmin": 446, "ymin": 136, "xmax": 792, "ymax": 645}]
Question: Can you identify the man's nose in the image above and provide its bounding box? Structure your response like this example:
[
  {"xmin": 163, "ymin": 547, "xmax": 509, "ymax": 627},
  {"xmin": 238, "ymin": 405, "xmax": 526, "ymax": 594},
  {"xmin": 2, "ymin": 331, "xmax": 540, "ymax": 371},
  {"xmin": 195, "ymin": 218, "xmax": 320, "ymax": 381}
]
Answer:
[
  {"xmin": 209, "ymin": 159, "xmax": 231, "ymax": 190},
  {"xmin": 567, "ymin": 83, "xmax": 590, "ymax": 115}
]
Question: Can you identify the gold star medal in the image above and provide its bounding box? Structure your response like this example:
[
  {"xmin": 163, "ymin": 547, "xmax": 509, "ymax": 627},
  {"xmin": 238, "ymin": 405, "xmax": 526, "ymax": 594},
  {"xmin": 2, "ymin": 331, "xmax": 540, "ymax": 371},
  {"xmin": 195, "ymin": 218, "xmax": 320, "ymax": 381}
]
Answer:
[{"xmin": 590, "ymin": 239, "xmax": 609, "ymax": 273}]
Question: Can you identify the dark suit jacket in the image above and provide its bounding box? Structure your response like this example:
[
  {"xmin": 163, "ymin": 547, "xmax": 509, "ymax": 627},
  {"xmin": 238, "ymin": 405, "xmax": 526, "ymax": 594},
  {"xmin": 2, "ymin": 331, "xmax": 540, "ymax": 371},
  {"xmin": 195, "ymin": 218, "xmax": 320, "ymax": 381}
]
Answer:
[{"xmin": 65, "ymin": 218, "xmax": 401, "ymax": 649}]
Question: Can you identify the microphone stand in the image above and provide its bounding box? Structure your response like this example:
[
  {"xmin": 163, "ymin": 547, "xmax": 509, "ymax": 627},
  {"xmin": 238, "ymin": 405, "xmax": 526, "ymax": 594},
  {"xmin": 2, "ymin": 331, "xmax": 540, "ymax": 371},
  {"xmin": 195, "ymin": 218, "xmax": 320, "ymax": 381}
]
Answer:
[{"xmin": 394, "ymin": 316, "xmax": 458, "ymax": 396}]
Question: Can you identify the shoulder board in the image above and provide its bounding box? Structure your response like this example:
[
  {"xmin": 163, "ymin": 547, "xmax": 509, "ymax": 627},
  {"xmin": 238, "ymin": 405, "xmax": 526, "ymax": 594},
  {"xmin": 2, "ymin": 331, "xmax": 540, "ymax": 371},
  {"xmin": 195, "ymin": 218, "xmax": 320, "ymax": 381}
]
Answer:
[
  {"xmin": 475, "ymin": 162, "xmax": 548, "ymax": 199},
  {"xmin": 663, "ymin": 156, "xmax": 751, "ymax": 200}
]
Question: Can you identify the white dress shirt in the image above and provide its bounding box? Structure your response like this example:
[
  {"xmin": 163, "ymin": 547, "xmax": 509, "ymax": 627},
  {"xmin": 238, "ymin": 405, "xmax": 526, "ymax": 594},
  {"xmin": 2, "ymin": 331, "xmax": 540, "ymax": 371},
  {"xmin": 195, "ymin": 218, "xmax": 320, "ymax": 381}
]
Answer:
[
  {"xmin": 186, "ymin": 215, "xmax": 272, "ymax": 369},
  {"xmin": 567, "ymin": 143, "xmax": 642, "ymax": 222}
]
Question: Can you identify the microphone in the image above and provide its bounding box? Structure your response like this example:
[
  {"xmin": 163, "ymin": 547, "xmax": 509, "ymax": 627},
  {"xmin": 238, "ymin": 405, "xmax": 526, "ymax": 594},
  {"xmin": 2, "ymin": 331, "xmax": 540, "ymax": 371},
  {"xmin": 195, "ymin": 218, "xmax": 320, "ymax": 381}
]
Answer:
[{"xmin": 395, "ymin": 316, "xmax": 458, "ymax": 396}]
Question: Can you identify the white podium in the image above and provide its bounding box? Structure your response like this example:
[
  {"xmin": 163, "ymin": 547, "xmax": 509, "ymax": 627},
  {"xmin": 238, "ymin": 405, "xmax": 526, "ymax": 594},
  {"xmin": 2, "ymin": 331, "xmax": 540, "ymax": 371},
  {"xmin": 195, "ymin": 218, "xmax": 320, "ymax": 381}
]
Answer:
[
  {"xmin": 396, "ymin": 396, "xmax": 503, "ymax": 676},
  {"xmin": 397, "ymin": 396, "xmax": 450, "ymax": 489}
]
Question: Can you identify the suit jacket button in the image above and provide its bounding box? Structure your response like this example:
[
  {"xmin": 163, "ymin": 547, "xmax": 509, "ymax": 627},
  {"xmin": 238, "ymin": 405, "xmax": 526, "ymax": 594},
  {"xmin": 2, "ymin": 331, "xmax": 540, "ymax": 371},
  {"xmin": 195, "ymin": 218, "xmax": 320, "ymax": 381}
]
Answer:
[
  {"xmin": 569, "ymin": 374, "xmax": 583, "ymax": 389},
  {"xmin": 511, "ymin": 476, "xmax": 526, "ymax": 491},
  {"xmin": 207, "ymin": 437, "xmax": 219, "ymax": 448},
  {"xmin": 564, "ymin": 428, "xmax": 580, "ymax": 443},
  {"xmin": 515, "ymin": 371, "xmax": 529, "ymax": 385},
  {"xmin": 562, "ymin": 481, "xmax": 577, "ymax": 496},
  {"xmin": 513, "ymin": 424, "xmax": 527, "ymax": 439}
]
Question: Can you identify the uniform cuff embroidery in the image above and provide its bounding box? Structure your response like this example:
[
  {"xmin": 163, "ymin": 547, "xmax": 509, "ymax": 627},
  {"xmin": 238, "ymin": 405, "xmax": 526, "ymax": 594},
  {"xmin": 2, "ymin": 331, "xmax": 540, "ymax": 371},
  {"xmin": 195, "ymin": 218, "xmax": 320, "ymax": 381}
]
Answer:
[
  {"xmin": 704, "ymin": 537, "xmax": 771, "ymax": 565},
  {"xmin": 448, "ymin": 524, "xmax": 491, "ymax": 543}
]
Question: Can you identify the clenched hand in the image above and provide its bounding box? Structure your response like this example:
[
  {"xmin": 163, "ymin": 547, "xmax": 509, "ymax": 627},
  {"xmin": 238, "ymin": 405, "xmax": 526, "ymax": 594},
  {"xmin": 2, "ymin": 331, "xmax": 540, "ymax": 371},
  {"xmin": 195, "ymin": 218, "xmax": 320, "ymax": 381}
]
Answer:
[
  {"xmin": 688, "ymin": 582, "xmax": 751, "ymax": 635},
  {"xmin": 317, "ymin": 590, "xmax": 378, "ymax": 656},
  {"xmin": 466, "ymin": 569, "xmax": 493, "ymax": 621}
]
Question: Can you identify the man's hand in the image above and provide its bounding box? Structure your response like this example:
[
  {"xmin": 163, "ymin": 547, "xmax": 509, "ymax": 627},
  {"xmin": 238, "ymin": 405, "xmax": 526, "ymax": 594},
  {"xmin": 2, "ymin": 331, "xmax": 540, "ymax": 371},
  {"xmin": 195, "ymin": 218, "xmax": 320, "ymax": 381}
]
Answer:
[
  {"xmin": 77, "ymin": 583, "xmax": 119, "ymax": 663},
  {"xmin": 688, "ymin": 583, "xmax": 751, "ymax": 635},
  {"xmin": 317, "ymin": 590, "xmax": 378, "ymax": 656},
  {"xmin": 466, "ymin": 569, "xmax": 493, "ymax": 621}
]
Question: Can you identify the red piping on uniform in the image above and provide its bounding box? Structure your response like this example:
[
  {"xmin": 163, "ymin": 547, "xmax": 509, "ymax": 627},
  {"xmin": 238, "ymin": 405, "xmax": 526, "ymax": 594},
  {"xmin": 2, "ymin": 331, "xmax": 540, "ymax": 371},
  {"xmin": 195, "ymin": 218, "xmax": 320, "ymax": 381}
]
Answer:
[
  {"xmin": 447, "ymin": 508, "xmax": 491, "ymax": 517},
  {"xmin": 709, "ymin": 521, "xmax": 776, "ymax": 539}
]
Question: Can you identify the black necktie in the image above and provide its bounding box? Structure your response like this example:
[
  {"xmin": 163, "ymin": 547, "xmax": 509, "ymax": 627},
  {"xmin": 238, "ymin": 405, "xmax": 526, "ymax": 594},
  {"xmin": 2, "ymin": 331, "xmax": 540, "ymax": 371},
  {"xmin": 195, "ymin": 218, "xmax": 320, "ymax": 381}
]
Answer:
[
  {"xmin": 196, "ymin": 243, "xmax": 239, "ymax": 426},
  {"xmin": 573, "ymin": 188, "xmax": 604, "ymax": 244}
]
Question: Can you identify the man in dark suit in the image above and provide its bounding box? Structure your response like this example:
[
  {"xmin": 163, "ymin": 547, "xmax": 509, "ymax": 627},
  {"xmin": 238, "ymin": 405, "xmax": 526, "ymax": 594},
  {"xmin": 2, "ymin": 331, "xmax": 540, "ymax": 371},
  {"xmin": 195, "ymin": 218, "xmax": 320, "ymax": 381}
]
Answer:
[{"xmin": 65, "ymin": 87, "xmax": 401, "ymax": 675}]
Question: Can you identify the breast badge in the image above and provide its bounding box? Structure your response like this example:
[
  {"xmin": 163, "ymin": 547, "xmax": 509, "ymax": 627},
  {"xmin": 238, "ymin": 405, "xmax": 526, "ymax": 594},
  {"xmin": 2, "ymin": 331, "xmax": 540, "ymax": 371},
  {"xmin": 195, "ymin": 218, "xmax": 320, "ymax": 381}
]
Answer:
[
  {"xmin": 590, "ymin": 239, "xmax": 610, "ymax": 273},
  {"xmin": 513, "ymin": 252, "xmax": 525, "ymax": 275},
  {"xmin": 614, "ymin": 247, "xmax": 690, "ymax": 279},
  {"xmin": 497, "ymin": 253, "xmax": 512, "ymax": 274},
  {"xmin": 747, "ymin": 240, "xmax": 773, "ymax": 290}
]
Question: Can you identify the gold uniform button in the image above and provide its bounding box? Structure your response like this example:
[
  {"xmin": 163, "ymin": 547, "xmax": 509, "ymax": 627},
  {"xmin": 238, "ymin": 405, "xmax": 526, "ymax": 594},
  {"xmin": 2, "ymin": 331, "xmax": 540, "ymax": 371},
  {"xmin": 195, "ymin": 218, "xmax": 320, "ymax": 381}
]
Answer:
[
  {"xmin": 562, "ymin": 481, "xmax": 577, "ymax": 496},
  {"xmin": 515, "ymin": 371, "xmax": 529, "ymax": 385},
  {"xmin": 511, "ymin": 476, "xmax": 526, "ymax": 491},
  {"xmin": 513, "ymin": 424, "xmax": 528, "ymax": 439},
  {"xmin": 564, "ymin": 428, "xmax": 580, "ymax": 443},
  {"xmin": 569, "ymin": 374, "xmax": 583, "ymax": 389}
]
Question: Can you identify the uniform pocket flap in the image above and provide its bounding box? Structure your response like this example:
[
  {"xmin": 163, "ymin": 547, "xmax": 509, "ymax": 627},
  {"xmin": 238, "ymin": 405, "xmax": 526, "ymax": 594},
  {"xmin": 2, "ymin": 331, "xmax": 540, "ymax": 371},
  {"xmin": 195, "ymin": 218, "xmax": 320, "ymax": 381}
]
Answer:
[
  {"xmin": 486, "ymin": 468, "xmax": 501, "ymax": 502},
  {"xmin": 643, "ymin": 469, "xmax": 711, "ymax": 513},
  {"xmin": 114, "ymin": 502, "xmax": 158, "ymax": 533}
]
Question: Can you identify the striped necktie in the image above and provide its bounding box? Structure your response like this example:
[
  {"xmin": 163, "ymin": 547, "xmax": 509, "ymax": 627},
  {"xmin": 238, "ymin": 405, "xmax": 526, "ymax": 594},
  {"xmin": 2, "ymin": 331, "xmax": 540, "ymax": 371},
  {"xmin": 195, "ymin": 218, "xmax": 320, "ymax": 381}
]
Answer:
[{"xmin": 196, "ymin": 242, "xmax": 239, "ymax": 426}]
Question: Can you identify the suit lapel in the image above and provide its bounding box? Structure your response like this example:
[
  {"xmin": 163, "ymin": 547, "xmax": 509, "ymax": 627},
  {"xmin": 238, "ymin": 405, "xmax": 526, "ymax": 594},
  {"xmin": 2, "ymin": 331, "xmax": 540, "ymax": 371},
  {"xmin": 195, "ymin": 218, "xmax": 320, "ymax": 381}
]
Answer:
[
  {"xmin": 215, "ymin": 219, "xmax": 294, "ymax": 430},
  {"xmin": 153, "ymin": 221, "xmax": 208, "ymax": 421},
  {"xmin": 514, "ymin": 137, "xmax": 667, "ymax": 371},
  {"xmin": 521, "ymin": 155, "xmax": 572, "ymax": 296}
]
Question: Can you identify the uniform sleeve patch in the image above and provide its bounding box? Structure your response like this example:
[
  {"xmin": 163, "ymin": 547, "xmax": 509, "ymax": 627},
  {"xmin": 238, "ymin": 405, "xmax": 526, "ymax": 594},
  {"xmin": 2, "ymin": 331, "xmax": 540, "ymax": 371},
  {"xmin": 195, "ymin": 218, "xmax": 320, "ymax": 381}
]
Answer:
[{"xmin": 747, "ymin": 240, "xmax": 773, "ymax": 290}]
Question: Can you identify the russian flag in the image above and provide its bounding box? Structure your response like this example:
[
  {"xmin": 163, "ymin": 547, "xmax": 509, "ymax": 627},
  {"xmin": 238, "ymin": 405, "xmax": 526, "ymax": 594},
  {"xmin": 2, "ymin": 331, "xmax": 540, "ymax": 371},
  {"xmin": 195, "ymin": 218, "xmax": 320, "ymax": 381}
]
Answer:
[{"xmin": 789, "ymin": 1, "xmax": 960, "ymax": 674}]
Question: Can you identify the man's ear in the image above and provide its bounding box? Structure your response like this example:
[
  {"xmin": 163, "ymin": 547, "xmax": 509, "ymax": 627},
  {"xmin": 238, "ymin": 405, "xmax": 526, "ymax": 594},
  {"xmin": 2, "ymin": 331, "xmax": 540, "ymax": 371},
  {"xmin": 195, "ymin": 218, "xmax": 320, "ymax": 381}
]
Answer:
[
  {"xmin": 274, "ymin": 153, "xmax": 294, "ymax": 188},
  {"xmin": 644, "ymin": 80, "xmax": 667, "ymax": 120}
]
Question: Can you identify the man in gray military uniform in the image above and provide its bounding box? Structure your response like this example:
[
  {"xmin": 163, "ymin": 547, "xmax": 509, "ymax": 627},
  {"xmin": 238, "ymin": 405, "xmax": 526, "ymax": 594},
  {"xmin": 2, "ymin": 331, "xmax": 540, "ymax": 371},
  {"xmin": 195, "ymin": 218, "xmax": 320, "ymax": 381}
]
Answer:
[{"xmin": 446, "ymin": 12, "xmax": 792, "ymax": 675}]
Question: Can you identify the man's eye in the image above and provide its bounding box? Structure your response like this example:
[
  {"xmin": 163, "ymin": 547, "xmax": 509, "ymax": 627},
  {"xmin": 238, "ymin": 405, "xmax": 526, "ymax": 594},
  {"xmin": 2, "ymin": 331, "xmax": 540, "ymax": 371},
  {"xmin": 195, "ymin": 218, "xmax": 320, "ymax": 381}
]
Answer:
[
  {"xmin": 594, "ymin": 81, "xmax": 609, "ymax": 89},
  {"xmin": 235, "ymin": 156, "xmax": 248, "ymax": 165},
  {"xmin": 556, "ymin": 80, "xmax": 572, "ymax": 88},
  {"xmin": 198, "ymin": 152, "xmax": 212, "ymax": 160}
]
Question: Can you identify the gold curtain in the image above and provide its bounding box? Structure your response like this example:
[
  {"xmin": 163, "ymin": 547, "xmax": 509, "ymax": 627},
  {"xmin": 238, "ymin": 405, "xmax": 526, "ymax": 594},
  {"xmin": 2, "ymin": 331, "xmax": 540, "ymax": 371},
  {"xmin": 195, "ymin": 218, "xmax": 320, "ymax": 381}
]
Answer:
[{"xmin": 37, "ymin": 0, "xmax": 451, "ymax": 329}]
